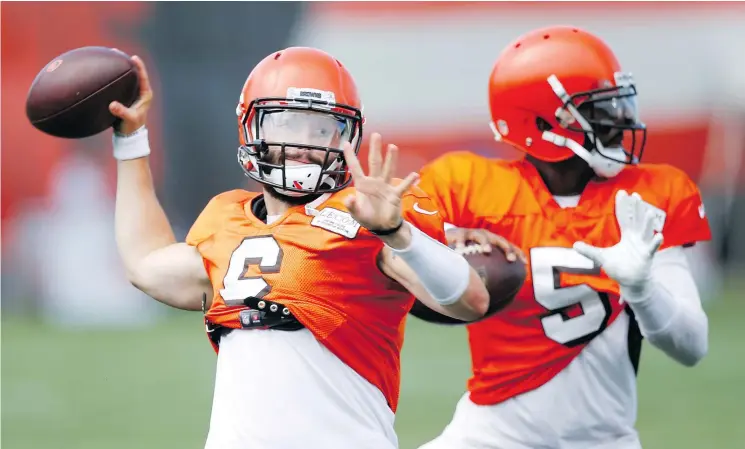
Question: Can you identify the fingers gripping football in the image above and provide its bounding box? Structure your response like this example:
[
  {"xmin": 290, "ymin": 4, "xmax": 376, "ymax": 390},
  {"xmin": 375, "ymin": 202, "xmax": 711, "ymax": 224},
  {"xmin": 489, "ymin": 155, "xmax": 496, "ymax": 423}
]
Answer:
[
  {"xmin": 109, "ymin": 55, "xmax": 153, "ymax": 135},
  {"xmin": 408, "ymin": 240, "xmax": 526, "ymax": 325},
  {"xmin": 446, "ymin": 227, "xmax": 527, "ymax": 263}
]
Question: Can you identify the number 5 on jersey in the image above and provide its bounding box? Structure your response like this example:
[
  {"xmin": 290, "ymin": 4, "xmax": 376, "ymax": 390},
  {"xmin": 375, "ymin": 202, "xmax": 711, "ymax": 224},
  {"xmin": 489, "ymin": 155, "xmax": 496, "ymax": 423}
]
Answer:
[
  {"xmin": 531, "ymin": 247, "xmax": 612, "ymax": 347},
  {"xmin": 220, "ymin": 236, "xmax": 283, "ymax": 306}
]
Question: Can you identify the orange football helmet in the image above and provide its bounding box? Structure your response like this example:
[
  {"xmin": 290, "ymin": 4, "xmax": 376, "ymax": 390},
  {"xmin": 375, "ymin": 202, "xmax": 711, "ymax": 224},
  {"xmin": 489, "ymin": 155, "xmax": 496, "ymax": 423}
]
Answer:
[
  {"xmin": 236, "ymin": 47, "xmax": 364, "ymax": 195},
  {"xmin": 488, "ymin": 26, "xmax": 646, "ymax": 178}
]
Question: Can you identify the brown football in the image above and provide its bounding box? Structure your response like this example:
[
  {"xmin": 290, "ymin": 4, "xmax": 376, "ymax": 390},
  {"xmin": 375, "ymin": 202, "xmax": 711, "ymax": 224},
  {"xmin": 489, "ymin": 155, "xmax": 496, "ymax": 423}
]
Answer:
[
  {"xmin": 26, "ymin": 46, "xmax": 139, "ymax": 139},
  {"xmin": 409, "ymin": 243, "xmax": 526, "ymax": 325}
]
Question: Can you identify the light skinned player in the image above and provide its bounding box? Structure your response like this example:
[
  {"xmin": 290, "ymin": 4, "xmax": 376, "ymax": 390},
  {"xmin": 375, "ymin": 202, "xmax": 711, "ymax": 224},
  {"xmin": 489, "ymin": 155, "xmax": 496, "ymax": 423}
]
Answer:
[{"xmin": 109, "ymin": 47, "xmax": 491, "ymax": 449}]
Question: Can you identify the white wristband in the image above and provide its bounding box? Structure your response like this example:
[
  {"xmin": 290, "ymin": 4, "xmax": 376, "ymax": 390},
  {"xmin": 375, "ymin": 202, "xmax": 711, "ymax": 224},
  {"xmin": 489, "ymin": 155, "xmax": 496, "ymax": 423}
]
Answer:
[
  {"xmin": 389, "ymin": 222, "xmax": 470, "ymax": 305},
  {"xmin": 113, "ymin": 126, "xmax": 151, "ymax": 161}
]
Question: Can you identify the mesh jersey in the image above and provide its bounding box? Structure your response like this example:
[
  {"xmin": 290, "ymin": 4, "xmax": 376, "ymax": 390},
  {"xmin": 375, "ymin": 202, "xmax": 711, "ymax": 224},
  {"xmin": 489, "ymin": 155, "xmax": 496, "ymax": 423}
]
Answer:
[
  {"xmin": 417, "ymin": 152, "xmax": 711, "ymax": 405},
  {"xmin": 186, "ymin": 186, "xmax": 446, "ymax": 412}
]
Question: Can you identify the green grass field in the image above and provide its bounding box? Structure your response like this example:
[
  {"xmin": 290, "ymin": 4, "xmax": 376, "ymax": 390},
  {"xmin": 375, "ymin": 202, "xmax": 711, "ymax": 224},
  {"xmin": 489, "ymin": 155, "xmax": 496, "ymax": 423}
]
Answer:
[{"xmin": 3, "ymin": 292, "xmax": 744, "ymax": 449}]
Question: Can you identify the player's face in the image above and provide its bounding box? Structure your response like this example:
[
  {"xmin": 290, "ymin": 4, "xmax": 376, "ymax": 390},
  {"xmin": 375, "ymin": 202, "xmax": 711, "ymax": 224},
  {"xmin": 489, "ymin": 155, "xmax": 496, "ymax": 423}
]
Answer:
[
  {"xmin": 579, "ymin": 95, "xmax": 637, "ymax": 147},
  {"xmin": 574, "ymin": 85, "xmax": 641, "ymax": 156},
  {"xmin": 260, "ymin": 110, "xmax": 346, "ymax": 167}
]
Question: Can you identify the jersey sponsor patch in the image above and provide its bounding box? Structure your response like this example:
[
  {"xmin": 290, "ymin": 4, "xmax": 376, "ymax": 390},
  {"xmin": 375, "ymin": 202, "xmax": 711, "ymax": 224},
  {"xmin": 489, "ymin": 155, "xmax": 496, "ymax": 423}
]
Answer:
[{"xmin": 310, "ymin": 207, "xmax": 361, "ymax": 238}]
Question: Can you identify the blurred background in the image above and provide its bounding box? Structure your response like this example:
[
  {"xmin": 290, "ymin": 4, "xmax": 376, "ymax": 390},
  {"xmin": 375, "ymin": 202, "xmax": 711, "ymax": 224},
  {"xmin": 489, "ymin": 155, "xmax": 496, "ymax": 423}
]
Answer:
[{"xmin": 2, "ymin": 2, "xmax": 744, "ymax": 448}]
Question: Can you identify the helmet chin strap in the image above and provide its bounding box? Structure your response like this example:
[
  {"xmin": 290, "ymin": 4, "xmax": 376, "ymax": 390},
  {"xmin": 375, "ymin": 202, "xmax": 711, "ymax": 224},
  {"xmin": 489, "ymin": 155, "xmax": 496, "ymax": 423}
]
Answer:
[
  {"xmin": 541, "ymin": 131, "xmax": 625, "ymax": 178},
  {"xmin": 541, "ymin": 130, "xmax": 594, "ymax": 164}
]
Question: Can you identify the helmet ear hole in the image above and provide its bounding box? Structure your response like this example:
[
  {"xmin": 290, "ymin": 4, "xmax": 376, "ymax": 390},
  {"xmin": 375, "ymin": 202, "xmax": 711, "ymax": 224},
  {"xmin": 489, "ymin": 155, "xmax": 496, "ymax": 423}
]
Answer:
[{"xmin": 535, "ymin": 117, "xmax": 553, "ymax": 132}]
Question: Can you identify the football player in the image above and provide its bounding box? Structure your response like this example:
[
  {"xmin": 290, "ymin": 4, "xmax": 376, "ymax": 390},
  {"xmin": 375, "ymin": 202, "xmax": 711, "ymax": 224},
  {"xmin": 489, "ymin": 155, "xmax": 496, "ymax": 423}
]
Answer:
[
  {"xmin": 108, "ymin": 47, "xmax": 490, "ymax": 449},
  {"xmin": 415, "ymin": 26, "xmax": 711, "ymax": 449}
]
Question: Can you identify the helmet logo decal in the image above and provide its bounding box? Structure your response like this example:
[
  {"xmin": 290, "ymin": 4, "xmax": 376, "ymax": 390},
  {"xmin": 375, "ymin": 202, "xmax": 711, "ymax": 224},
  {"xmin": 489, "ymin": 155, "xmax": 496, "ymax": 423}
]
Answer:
[
  {"xmin": 613, "ymin": 72, "xmax": 634, "ymax": 87},
  {"xmin": 286, "ymin": 87, "xmax": 336, "ymax": 104}
]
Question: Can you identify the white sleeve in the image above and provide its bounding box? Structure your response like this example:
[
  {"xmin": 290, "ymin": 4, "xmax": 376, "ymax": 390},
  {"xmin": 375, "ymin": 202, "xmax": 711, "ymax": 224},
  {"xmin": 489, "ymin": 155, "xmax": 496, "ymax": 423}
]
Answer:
[
  {"xmin": 387, "ymin": 222, "xmax": 470, "ymax": 306},
  {"xmin": 625, "ymin": 246, "xmax": 709, "ymax": 366}
]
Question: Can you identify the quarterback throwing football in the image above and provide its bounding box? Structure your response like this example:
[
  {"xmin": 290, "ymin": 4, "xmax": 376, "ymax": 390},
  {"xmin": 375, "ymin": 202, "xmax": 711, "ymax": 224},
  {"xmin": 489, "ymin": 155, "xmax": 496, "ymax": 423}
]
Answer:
[{"xmin": 109, "ymin": 47, "xmax": 490, "ymax": 449}]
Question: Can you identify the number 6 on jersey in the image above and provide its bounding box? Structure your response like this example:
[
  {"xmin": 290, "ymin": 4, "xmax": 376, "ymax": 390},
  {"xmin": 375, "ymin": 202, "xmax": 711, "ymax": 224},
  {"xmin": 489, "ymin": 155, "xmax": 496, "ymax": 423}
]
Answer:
[{"xmin": 220, "ymin": 236, "xmax": 283, "ymax": 305}]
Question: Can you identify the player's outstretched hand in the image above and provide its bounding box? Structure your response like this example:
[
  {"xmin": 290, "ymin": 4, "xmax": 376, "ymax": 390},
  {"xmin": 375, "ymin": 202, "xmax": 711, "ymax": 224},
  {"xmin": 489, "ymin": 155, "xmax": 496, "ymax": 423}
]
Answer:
[
  {"xmin": 109, "ymin": 55, "xmax": 152, "ymax": 135},
  {"xmin": 446, "ymin": 227, "xmax": 527, "ymax": 263},
  {"xmin": 573, "ymin": 190, "xmax": 663, "ymax": 301},
  {"xmin": 342, "ymin": 133, "xmax": 418, "ymax": 233}
]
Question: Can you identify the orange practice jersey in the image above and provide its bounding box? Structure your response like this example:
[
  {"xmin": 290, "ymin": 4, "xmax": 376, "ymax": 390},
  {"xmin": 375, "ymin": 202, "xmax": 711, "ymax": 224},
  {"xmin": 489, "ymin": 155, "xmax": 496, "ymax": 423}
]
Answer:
[
  {"xmin": 417, "ymin": 152, "xmax": 711, "ymax": 406},
  {"xmin": 185, "ymin": 186, "xmax": 446, "ymax": 412}
]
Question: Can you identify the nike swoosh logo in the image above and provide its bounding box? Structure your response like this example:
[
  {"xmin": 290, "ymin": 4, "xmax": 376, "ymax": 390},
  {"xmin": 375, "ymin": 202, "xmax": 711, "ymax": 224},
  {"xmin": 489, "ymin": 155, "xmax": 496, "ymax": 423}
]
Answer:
[{"xmin": 413, "ymin": 202, "xmax": 438, "ymax": 215}]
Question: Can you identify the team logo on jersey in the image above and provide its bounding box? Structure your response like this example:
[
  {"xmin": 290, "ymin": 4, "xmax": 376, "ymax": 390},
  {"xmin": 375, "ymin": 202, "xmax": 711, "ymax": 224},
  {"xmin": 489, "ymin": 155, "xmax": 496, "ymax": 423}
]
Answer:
[
  {"xmin": 413, "ymin": 202, "xmax": 438, "ymax": 215},
  {"xmin": 311, "ymin": 207, "xmax": 361, "ymax": 238}
]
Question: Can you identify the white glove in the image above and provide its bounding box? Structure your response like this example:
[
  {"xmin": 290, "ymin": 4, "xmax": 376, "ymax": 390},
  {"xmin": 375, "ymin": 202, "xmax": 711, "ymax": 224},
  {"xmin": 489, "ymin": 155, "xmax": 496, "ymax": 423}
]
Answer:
[{"xmin": 573, "ymin": 190, "xmax": 664, "ymax": 303}]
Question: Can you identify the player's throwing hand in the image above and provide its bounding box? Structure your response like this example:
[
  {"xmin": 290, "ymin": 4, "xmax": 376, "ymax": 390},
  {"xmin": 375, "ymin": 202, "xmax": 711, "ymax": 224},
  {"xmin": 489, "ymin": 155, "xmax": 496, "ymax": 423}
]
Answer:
[
  {"xmin": 573, "ymin": 190, "xmax": 664, "ymax": 301},
  {"xmin": 342, "ymin": 133, "xmax": 419, "ymax": 233},
  {"xmin": 109, "ymin": 56, "xmax": 153, "ymax": 135}
]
